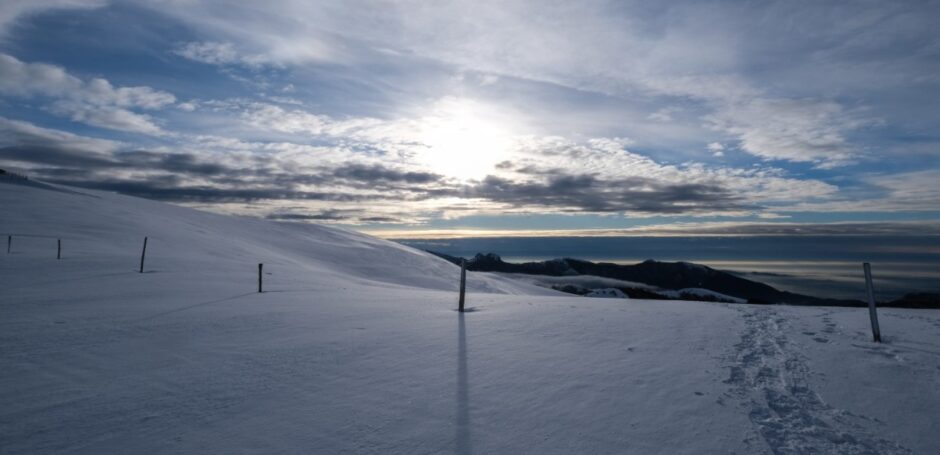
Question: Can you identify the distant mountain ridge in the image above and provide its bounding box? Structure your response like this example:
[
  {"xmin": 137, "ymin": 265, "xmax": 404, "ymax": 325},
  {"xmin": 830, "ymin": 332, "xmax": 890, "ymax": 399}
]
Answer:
[{"xmin": 429, "ymin": 252, "xmax": 940, "ymax": 308}]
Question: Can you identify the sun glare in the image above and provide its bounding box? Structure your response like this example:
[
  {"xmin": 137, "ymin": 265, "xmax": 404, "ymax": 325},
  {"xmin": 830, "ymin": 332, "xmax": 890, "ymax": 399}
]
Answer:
[{"xmin": 417, "ymin": 98, "xmax": 517, "ymax": 181}]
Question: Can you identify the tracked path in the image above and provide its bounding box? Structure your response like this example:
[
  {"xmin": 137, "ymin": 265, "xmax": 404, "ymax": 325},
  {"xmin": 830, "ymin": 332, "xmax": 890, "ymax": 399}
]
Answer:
[{"xmin": 725, "ymin": 307, "xmax": 910, "ymax": 455}]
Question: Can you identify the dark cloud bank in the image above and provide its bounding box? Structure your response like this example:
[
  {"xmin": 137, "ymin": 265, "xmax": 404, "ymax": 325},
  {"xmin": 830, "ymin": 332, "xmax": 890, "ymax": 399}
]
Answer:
[{"xmin": 1, "ymin": 139, "xmax": 758, "ymax": 222}]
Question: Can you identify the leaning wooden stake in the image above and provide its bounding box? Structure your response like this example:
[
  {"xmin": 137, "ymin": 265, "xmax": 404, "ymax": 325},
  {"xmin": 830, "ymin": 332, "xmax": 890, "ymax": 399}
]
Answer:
[
  {"xmin": 258, "ymin": 263, "xmax": 264, "ymax": 293},
  {"xmin": 57, "ymin": 239, "xmax": 61, "ymax": 259},
  {"xmin": 458, "ymin": 259, "xmax": 467, "ymax": 312},
  {"xmin": 863, "ymin": 263, "xmax": 882, "ymax": 343},
  {"xmin": 139, "ymin": 237, "xmax": 148, "ymax": 273}
]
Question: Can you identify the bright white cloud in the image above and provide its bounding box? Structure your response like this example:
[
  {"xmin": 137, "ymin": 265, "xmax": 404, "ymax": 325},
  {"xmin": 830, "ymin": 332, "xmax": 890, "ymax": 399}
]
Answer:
[
  {"xmin": 0, "ymin": 53, "xmax": 80, "ymax": 96},
  {"xmin": 0, "ymin": 53, "xmax": 175, "ymax": 134},
  {"xmin": 705, "ymin": 98, "xmax": 870, "ymax": 167},
  {"xmin": 49, "ymin": 102, "xmax": 166, "ymax": 136},
  {"xmin": 229, "ymin": 97, "xmax": 528, "ymax": 179},
  {"xmin": 81, "ymin": 78, "xmax": 175, "ymax": 109},
  {"xmin": 707, "ymin": 142, "xmax": 724, "ymax": 157}
]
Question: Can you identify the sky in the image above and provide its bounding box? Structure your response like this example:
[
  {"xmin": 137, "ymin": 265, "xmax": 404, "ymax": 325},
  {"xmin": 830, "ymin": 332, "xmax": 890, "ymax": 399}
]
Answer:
[{"xmin": 1, "ymin": 0, "xmax": 939, "ymax": 238}]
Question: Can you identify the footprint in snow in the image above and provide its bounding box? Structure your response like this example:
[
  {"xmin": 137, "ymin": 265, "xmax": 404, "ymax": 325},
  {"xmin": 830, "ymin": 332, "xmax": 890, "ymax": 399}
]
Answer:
[{"xmin": 724, "ymin": 307, "xmax": 910, "ymax": 454}]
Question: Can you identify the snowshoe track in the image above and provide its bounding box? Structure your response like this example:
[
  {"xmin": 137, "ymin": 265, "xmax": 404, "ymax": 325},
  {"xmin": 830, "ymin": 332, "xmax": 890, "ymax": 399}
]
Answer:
[{"xmin": 725, "ymin": 307, "xmax": 910, "ymax": 455}]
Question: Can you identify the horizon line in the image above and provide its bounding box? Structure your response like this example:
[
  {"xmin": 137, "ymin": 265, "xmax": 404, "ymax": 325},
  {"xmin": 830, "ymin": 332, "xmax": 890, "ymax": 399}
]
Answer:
[{"xmin": 360, "ymin": 220, "xmax": 940, "ymax": 240}]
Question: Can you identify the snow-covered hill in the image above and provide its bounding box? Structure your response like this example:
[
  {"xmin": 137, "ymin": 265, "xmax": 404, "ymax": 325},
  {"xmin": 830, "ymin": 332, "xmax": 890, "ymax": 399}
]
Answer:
[
  {"xmin": 0, "ymin": 177, "xmax": 553, "ymax": 296},
  {"xmin": 2, "ymin": 178, "xmax": 940, "ymax": 454}
]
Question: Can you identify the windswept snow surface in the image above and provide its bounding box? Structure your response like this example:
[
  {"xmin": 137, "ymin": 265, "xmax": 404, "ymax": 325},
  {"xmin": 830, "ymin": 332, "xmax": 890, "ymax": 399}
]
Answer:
[{"xmin": 3, "ymin": 180, "xmax": 940, "ymax": 454}]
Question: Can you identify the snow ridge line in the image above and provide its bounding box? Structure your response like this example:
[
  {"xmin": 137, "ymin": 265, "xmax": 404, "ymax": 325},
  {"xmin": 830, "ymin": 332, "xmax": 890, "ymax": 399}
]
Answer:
[{"xmin": 724, "ymin": 307, "xmax": 910, "ymax": 455}]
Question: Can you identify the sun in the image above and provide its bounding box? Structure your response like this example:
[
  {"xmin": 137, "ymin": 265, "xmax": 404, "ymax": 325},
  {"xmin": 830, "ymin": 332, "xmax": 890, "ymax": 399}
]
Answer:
[{"xmin": 417, "ymin": 98, "xmax": 518, "ymax": 181}]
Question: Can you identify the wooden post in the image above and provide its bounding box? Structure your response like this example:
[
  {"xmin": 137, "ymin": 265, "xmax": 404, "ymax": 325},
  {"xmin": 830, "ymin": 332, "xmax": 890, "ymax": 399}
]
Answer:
[
  {"xmin": 139, "ymin": 236, "xmax": 148, "ymax": 273},
  {"xmin": 863, "ymin": 263, "xmax": 882, "ymax": 343},
  {"xmin": 258, "ymin": 263, "xmax": 263, "ymax": 293},
  {"xmin": 57, "ymin": 239, "xmax": 61, "ymax": 259},
  {"xmin": 458, "ymin": 259, "xmax": 467, "ymax": 312},
  {"xmin": 6, "ymin": 235, "xmax": 10, "ymax": 254}
]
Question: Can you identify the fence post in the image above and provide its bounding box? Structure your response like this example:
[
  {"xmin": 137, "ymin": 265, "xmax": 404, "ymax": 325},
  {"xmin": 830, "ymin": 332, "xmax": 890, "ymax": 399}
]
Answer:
[
  {"xmin": 6, "ymin": 235, "xmax": 10, "ymax": 254},
  {"xmin": 458, "ymin": 259, "xmax": 467, "ymax": 312},
  {"xmin": 139, "ymin": 236, "xmax": 148, "ymax": 273},
  {"xmin": 863, "ymin": 263, "xmax": 882, "ymax": 343},
  {"xmin": 57, "ymin": 239, "xmax": 61, "ymax": 259},
  {"xmin": 258, "ymin": 263, "xmax": 263, "ymax": 293}
]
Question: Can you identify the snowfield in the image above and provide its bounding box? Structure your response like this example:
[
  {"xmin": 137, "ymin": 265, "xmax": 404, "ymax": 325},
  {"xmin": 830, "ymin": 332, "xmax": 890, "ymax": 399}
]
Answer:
[{"xmin": 2, "ymin": 179, "xmax": 940, "ymax": 454}]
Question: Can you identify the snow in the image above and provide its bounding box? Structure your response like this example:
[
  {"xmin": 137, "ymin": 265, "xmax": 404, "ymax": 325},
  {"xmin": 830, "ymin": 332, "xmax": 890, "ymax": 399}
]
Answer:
[
  {"xmin": 584, "ymin": 288, "xmax": 628, "ymax": 299},
  {"xmin": 3, "ymin": 179, "xmax": 940, "ymax": 454},
  {"xmin": 0, "ymin": 177, "xmax": 552, "ymax": 297},
  {"xmin": 661, "ymin": 288, "xmax": 748, "ymax": 304},
  {"xmin": 493, "ymin": 272, "xmax": 654, "ymax": 292}
]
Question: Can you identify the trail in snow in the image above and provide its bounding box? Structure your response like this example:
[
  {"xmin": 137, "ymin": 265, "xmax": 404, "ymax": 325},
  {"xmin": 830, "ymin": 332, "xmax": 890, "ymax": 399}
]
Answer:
[{"xmin": 724, "ymin": 307, "xmax": 910, "ymax": 455}]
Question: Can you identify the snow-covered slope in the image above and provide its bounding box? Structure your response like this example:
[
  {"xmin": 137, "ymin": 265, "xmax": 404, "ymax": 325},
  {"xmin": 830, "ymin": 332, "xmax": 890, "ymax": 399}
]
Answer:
[
  {"xmin": 3, "ymin": 178, "xmax": 940, "ymax": 454},
  {"xmin": 0, "ymin": 178, "xmax": 553, "ymax": 296}
]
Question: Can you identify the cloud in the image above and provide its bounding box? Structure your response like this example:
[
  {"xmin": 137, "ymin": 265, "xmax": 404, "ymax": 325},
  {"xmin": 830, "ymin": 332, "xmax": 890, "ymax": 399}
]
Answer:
[
  {"xmin": 0, "ymin": 53, "xmax": 80, "ymax": 96},
  {"xmin": 488, "ymin": 136, "xmax": 838, "ymax": 209},
  {"xmin": 176, "ymin": 101, "xmax": 197, "ymax": 112},
  {"xmin": 0, "ymin": 0, "xmax": 934, "ymax": 233},
  {"xmin": 142, "ymin": 0, "xmax": 932, "ymax": 167},
  {"xmin": 707, "ymin": 142, "xmax": 724, "ymax": 157},
  {"xmin": 705, "ymin": 98, "xmax": 869, "ymax": 167},
  {"xmin": 50, "ymin": 180, "xmax": 382, "ymax": 204},
  {"xmin": 0, "ymin": 116, "xmax": 121, "ymax": 155},
  {"xmin": 116, "ymin": 151, "xmax": 230, "ymax": 176},
  {"xmin": 621, "ymin": 220, "xmax": 940, "ymax": 237},
  {"xmin": 0, "ymin": 0, "xmax": 104, "ymax": 36},
  {"xmin": 49, "ymin": 102, "xmax": 166, "ymax": 135},
  {"xmin": 465, "ymin": 173, "xmax": 751, "ymax": 215},
  {"xmin": 785, "ymin": 170, "xmax": 940, "ymax": 213},
  {"xmin": 80, "ymin": 77, "xmax": 175, "ymax": 109},
  {"xmin": 174, "ymin": 41, "xmax": 241, "ymax": 65},
  {"xmin": 333, "ymin": 163, "xmax": 441, "ymax": 184},
  {"xmin": 264, "ymin": 209, "xmax": 406, "ymax": 223},
  {"xmin": 367, "ymin": 220, "xmax": 940, "ymax": 239},
  {"xmin": 233, "ymin": 102, "xmax": 392, "ymax": 140},
  {"xmin": 1, "ymin": 77, "xmax": 856, "ymax": 227},
  {"xmin": 0, "ymin": 53, "xmax": 175, "ymax": 134},
  {"xmin": 197, "ymin": 99, "xmax": 841, "ymax": 217},
  {"xmin": 870, "ymin": 171, "xmax": 940, "ymax": 209},
  {"xmin": 0, "ymin": 119, "xmax": 450, "ymax": 209},
  {"xmin": 266, "ymin": 211, "xmax": 349, "ymax": 221},
  {"xmin": 173, "ymin": 41, "xmax": 277, "ymax": 67},
  {"xmin": 648, "ymin": 107, "xmax": 680, "ymax": 122},
  {"xmin": 2, "ymin": 113, "xmax": 931, "ymax": 231}
]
